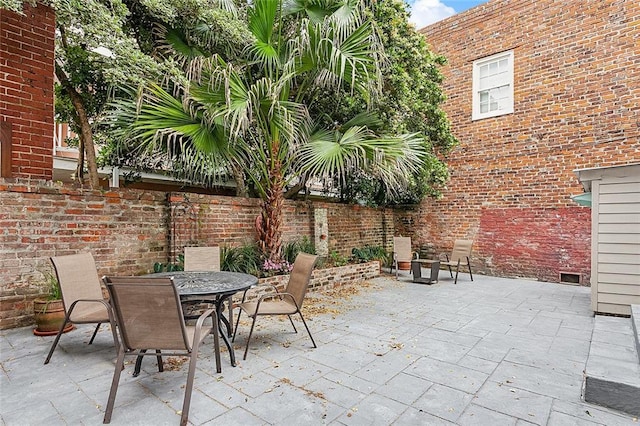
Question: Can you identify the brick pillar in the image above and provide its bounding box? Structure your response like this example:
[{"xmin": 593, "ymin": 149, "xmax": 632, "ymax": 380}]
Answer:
[{"xmin": 0, "ymin": 3, "xmax": 55, "ymax": 180}]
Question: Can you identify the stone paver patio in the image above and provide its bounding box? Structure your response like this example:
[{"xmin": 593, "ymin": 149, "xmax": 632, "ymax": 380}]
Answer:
[{"xmin": 1, "ymin": 272, "xmax": 638, "ymax": 425}]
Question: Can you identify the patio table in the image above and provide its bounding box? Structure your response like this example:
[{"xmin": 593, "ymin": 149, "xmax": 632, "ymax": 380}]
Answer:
[
  {"xmin": 411, "ymin": 259, "xmax": 440, "ymax": 284},
  {"xmin": 137, "ymin": 271, "xmax": 257, "ymax": 374}
]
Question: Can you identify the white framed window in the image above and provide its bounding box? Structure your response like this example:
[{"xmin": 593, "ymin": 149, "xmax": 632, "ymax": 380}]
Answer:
[{"xmin": 472, "ymin": 50, "xmax": 514, "ymax": 120}]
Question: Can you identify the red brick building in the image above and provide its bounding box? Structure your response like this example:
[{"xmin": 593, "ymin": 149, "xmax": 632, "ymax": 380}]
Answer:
[
  {"xmin": 410, "ymin": 0, "xmax": 640, "ymax": 284},
  {"xmin": 0, "ymin": 3, "xmax": 55, "ymax": 180}
]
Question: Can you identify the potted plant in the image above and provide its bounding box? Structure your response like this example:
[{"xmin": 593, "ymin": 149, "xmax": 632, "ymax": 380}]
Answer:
[{"xmin": 33, "ymin": 272, "xmax": 73, "ymax": 336}]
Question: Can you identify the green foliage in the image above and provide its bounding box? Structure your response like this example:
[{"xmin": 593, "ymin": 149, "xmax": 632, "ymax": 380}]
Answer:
[
  {"xmin": 351, "ymin": 245, "xmax": 388, "ymax": 265},
  {"xmin": 40, "ymin": 272, "xmax": 62, "ymax": 301},
  {"xmin": 153, "ymin": 254, "xmax": 184, "ymax": 272},
  {"xmin": 310, "ymin": 0, "xmax": 458, "ymax": 205},
  {"xmin": 221, "ymin": 243, "xmax": 261, "ymax": 276},
  {"xmin": 328, "ymin": 250, "xmax": 349, "ymax": 267},
  {"xmin": 282, "ymin": 236, "xmax": 316, "ymax": 264},
  {"xmin": 0, "ymin": 0, "xmax": 27, "ymax": 13},
  {"xmin": 114, "ymin": 0, "xmax": 437, "ymax": 261}
]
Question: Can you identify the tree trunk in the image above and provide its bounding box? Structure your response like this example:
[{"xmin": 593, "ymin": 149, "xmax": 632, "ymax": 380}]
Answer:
[
  {"xmin": 256, "ymin": 146, "xmax": 285, "ymax": 263},
  {"xmin": 76, "ymin": 133, "xmax": 85, "ymax": 181},
  {"xmin": 55, "ymin": 62, "xmax": 100, "ymax": 189}
]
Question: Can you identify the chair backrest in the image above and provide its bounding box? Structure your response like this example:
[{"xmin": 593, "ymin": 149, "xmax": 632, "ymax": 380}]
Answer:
[
  {"xmin": 393, "ymin": 237, "xmax": 413, "ymax": 262},
  {"xmin": 450, "ymin": 240, "xmax": 473, "ymax": 263},
  {"xmin": 50, "ymin": 253, "xmax": 105, "ymax": 318},
  {"xmin": 104, "ymin": 277, "xmax": 190, "ymax": 351},
  {"xmin": 183, "ymin": 246, "xmax": 220, "ymax": 272},
  {"xmin": 285, "ymin": 253, "xmax": 318, "ymax": 308}
]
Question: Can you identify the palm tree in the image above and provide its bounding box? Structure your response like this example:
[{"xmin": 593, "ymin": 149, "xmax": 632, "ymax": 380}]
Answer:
[{"xmin": 118, "ymin": 0, "xmax": 429, "ymax": 262}]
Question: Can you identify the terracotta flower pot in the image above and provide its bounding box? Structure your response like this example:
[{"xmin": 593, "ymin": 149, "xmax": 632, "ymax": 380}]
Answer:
[
  {"xmin": 33, "ymin": 299, "xmax": 74, "ymax": 336},
  {"xmin": 397, "ymin": 261, "xmax": 412, "ymax": 271}
]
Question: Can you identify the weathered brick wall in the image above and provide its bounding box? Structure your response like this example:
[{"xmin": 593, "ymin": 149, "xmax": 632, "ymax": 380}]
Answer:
[
  {"xmin": 0, "ymin": 179, "xmax": 168, "ymax": 329},
  {"xmin": 323, "ymin": 203, "xmax": 396, "ymax": 256},
  {"xmin": 256, "ymin": 261, "xmax": 380, "ymax": 296},
  {"xmin": 0, "ymin": 3, "xmax": 55, "ymax": 180},
  {"xmin": 0, "ymin": 179, "xmax": 394, "ymax": 329},
  {"xmin": 413, "ymin": 0, "xmax": 640, "ymax": 283},
  {"xmin": 169, "ymin": 194, "xmax": 396, "ymax": 260}
]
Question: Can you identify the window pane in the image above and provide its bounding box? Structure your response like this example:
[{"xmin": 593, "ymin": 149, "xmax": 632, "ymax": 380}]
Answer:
[
  {"xmin": 479, "ymin": 91, "xmax": 489, "ymax": 113},
  {"xmin": 473, "ymin": 51, "xmax": 513, "ymax": 119},
  {"xmin": 479, "ymin": 64, "xmax": 488, "ymax": 78}
]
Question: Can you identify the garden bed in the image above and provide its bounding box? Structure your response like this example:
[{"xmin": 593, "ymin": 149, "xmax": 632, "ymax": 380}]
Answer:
[{"xmin": 242, "ymin": 261, "xmax": 382, "ymax": 301}]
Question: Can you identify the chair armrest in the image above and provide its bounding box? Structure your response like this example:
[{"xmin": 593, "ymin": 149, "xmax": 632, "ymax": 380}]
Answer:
[
  {"xmin": 195, "ymin": 308, "xmax": 216, "ymax": 329},
  {"xmin": 66, "ymin": 299, "xmax": 118, "ymax": 344},
  {"xmin": 67, "ymin": 298, "xmax": 112, "ymax": 312},
  {"xmin": 256, "ymin": 291, "xmax": 298, "ymax": 308},
  {"xmin": 237, "ymin": 282, "xmax": 279, "ymax": 303},
  {"xmin": 192, "ymin": 308, "xmax": 217, "ymax": 346}
]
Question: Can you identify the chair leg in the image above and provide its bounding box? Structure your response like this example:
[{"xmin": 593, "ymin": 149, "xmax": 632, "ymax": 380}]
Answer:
[
  {"xmin": 211, "ymin": 316, "xmax": 221, "ymax": 374},
  {"xmin": 88, "ymin": 323, "xmax": 101, "ymax": 344},
  {"xmin": 133, "ymin": 350, "xmax": 146, "ymax": 377},
  {"xmin": 243, "ymin": 315, "xmax": 258, "ymax": 360},
  {"xmin": 156, "ymin": 350, "xmax": 163, "ymax": 372},
  {"xmin": 103, "ymin": 349, "xmax": 126, "ymax": 424},
  {"xmin": 468, "ymin": 259, "xmax": 474, "ymax": 282},
  {"xmin": 297, "ymin": 311, "xmax": 317, "ymax": 348},
  {"xmin": 447, "ymin": 265, "xmax": 453, "ymax": 278},
  {"xmin": 180, "ymin": 351, "xmax": 199, "ymax": 426},
  {"xmin": 287, "ymin": 315, "xmax": 298, "ymax": 333},
  {"xmin": 454, "ymin": 260, "xmax": 461, "ymax": 284},
  {"xmin": 44, "ymin": 312, "xmax": 72, "ymax": 364},
  {"xmin": 232, "ymin": 308, "xmax": 242, "ymax": 342},
  {"xmin": 227, "ymin": 299, "xmax": 234, "ymax": 338}
]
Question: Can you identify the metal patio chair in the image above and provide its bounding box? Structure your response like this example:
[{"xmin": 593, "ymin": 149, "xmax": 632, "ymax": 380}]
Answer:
[
  {"xmin": 232, "ymin": 253, "xmax": 318, "ymax": 360},
  {"xmin": 390, "ymin": 236, "xmax": 419, "ymax": 279},
  {"xmin": 183, "ymin": 246, "xmax": 232, "ymax": 331},
  {"xmin": 102, "ymin": 276, "xmax": 219, "ymax": 426},
  {"xmin": 45, "ymin": 253, "xmax": 118, "ymax": 364},
  {"xmin": 183, "ymin": 246, "xmax": 221, "ymax": 272},
  {"xmin": 440, "ymin": 239, "xmax": 474, "ymax": 284}
]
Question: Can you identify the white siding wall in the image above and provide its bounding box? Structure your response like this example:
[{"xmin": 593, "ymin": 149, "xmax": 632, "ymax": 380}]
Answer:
[{"xmin": 593, "ymin": 178, "xmax": 640, "ymax": 315}]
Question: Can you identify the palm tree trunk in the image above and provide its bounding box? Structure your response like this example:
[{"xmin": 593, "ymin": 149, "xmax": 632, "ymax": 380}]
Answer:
[{"xmin": 256, "ymin": 154, "xmax": 285, "ymax": 262}]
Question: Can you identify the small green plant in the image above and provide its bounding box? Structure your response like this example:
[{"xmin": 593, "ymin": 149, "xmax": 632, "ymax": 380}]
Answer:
[
  {"xmin": 282, "ymin": 236, "xmax": 316, "ymax": 264},
  {"xmin": 41, "ymin": 272, "xmax": 62, "ymax": 300},
  {"xmin": 34, "ymin": 272, "xmax": 63, "ymax": 315},
  {"xmin": 153, "ymin": 254, "xmax": 184, "ymax": 272},
  {"xmin": 351, "ymin": 245, "xmax": 388, "ymax": 266},
  {"xmin": 328, "ymin": 250, "xmax": 349, "ymax": 267},
  {"xmin": 221, "ymin": 243, "xmax": 261, "ymax": 276}
]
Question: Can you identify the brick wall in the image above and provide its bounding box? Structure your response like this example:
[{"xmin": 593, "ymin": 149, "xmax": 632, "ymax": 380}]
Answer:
[
  {"xmin": 0, "ymin": 179, "xmax": 168, "ymax": 329},
  {"xmin": 412, "ymin": 0, "xmax": 640, "ymax": 283},
  {"xmin": 169, "ymin": 194, "xmax": 397, "ymax": 261},
  {"xmin": 257, "ymin": 261, "xmax": 380, "ymax": 296},
  {"xmin": 0, "ymin": 3, "xmax": 55, "ymax": 180},
  {"xmin": 0, "ymin": 179, "xmax": 394, "ymax": 329}
]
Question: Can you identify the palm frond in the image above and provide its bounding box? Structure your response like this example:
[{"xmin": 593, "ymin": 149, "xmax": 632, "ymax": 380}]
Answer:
[
  {"xmin": 248, "ymin": 0, "xmax": 279, "ymax": 62},
  {"xmin": 297, "ymin": 125, "xmax": 371, "ymax": 182},
  {"xmin": 211, "ymin": 0, "xmax": 239, "ymax": 17}
]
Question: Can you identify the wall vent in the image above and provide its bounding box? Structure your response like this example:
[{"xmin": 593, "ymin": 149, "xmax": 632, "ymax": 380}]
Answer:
[{"xmin": 559, "ymin": 272, "xmax": 581, "ymax": 285}]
